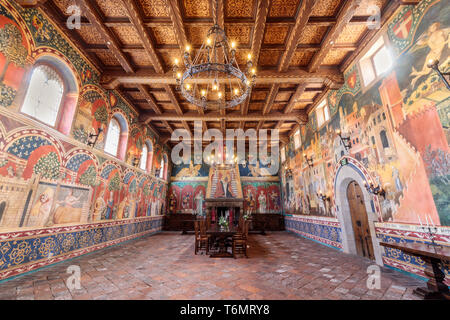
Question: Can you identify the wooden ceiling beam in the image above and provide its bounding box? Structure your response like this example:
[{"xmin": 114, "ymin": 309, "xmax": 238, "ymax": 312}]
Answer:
[
  {"xmin": 167, "ymin": 0, "xmax": 189, "ymax": 51},
  {"xmin": 137, "ymin": 84, "xmax": 174, "ymax": 134},
  {"xmin": 275, "ymin": 83, "xmax": 308, "ymax": 129},
  {"xmin": 101, "ymin": 69, "xmax": 344, "ymax": 89},
  {"xmin": 120, "ymin": 0, "xmax": 164, "ymax": 74},
  {"xmin": 257, "ymin": 84, "xmax": 280, "ymax": 130},
  {"xmin": 251, "ymin": 0, "xmax": 270, "ymax": 69},
  {"xmin": 278, "ymin": 0, "xmax": 315, "ymax": 72},
  {"xmin": 163, "ymin": 84, "xmax": 192, "ymax": 135},
  {"xmin": 40, "ymin": 1, "xmax": 104, "ymax": 71},
  {"xmin": 141, "ymin": 111, "xmax": 308, "ymax": 123},
  {"xmin": 17, "ymin": 0, "xmax": 48, "ymax": 7},
  {"xmin": 79, "ymin": 15, "xmax": 380, "ymax": 28},
  {"xmin": 78, "ymin": 0, "xmax": 134, "ymax": 73},
  {"xmin": 308, "ymin": 0, "xmax": 363, "ymax": 72}
]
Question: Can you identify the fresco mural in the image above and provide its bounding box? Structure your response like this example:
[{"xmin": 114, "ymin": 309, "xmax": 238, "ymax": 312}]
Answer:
[
  {"xmin": 72, "ymin": 87, "xmax": 109, "ymax": 150},
  {"xmin": 280, "ymin": 0, "xmax": 449, "ymax": 284},
  {"xmin": 242, "ymin": 182, "xmax": 281, "ymax": 214},
  {"xmin": 282, "ymin": 0, "xmax": 449, "ymax": 227},
  {"xmin": 168, "ymin": 181, "xmax": 208, "ymax": 214},
  {"xmin": 0, "ymin": 0, "xmax": 169, "ymax": 220},
  {"xmin": 0, "ymin": 0, "xmax": 168, "ymax": 279}
]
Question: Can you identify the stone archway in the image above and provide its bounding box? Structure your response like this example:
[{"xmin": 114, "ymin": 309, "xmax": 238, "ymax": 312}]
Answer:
[{"xmin": 333, "ymin": 158, "xmax": 383, "ymax": 266}]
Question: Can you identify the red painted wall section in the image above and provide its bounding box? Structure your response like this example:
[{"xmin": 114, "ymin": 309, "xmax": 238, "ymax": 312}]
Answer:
[{"xmin": 57, "ymin": 93, "xmax": 78, "ymax": 135}]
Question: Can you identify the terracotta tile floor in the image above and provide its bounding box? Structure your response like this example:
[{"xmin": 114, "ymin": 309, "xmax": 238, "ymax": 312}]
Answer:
[{"xmin": 0, "ymin": 232, "xmax": 424, "ymax": 300}]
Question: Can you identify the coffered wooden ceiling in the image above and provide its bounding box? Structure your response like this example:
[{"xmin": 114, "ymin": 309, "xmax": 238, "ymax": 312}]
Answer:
[{"xmin": 22, "ymin": 0, "xmax": 416, "ymax": 146}]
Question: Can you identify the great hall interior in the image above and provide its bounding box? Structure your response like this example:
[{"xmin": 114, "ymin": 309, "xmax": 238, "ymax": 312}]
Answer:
[{"xmin": 0, "ymin": 0, "xmax": 448, "ymax": 302}]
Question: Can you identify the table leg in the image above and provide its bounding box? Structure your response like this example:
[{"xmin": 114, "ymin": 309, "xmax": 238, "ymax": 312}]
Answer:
[{"xmin": 413, "ymin": 257, "xmax": 449, "ymax": 300}]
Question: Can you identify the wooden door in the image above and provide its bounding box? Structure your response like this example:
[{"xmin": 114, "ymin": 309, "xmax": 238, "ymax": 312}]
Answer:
[{"xmin": 347, "ymin": 181, "xmax": 374, "ymax": 260}]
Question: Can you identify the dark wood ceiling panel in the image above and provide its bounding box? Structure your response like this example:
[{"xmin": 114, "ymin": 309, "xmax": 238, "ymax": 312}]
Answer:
[
  {"xmin": 268, "ymin": 0, "xmax": 300, "ymax": 18},
  {"xmin": 224, "ymin": 0, "xmax": 255, "ymax": 18},
  {"xmin": 37, "ymin": 0, "xmax": 418, "ymax": 146},
  {"xmin": 137, "ymin": 0, "xmax": 170, "ymax": 18}
]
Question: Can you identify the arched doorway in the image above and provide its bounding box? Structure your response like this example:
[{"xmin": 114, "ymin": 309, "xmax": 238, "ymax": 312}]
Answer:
[
  {"xmin": 347, "ymin": 181, "xmax": 374, "ymax": 260},
  {"xmin": 333, "ymin": 156, "xmax": 383, "ymax": 265}
]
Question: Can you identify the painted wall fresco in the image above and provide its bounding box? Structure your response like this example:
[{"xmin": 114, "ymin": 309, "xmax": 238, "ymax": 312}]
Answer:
[
  {"xmin": 0, "ymin": 0, "xmax": 170, "ymax": 224},
  {"xmin": 281, "ymin": 0, "xmax": 449, "ymax": 282},
  {"xmin": 282, "ymin": 0, "xmax": 449, "ymax": 227},
  {"xmin": 242, "ymin": 181, "xmax": 281, "ymax": 214},
  {"xmin": 170, "ymin": 158, "xmax": 282, "ymax": 214},
  {"xmin": 0, "ymin": 216, "xmax": 163, "ymax": 281}
]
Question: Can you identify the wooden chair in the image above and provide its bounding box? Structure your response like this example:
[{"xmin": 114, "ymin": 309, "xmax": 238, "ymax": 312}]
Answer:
[
  {"xmin": 194, "ymin": 220, "xmax": 209, "ymax": 255},
  {"xmin": 232, "ymin": 219, "xmax": 249, "ymax": 258}
]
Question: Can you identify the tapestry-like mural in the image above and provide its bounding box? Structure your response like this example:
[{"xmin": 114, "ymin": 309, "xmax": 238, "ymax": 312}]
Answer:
[
  {"xmin": 282, "ymin": 0, "xmax": 449, "ymax": 226},
  {"xmin": 0, "ymin": 0, "xmax": 169, "ymax": 280},
  {"xmin": 281, "ymin": 0, "xmax": 449, "ymax": 282}
]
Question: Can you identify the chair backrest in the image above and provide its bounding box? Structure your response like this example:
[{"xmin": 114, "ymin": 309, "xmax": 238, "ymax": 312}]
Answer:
[
  {"xmin": 238, "ymin": 217, "xmax": 244, "ymax": 232},
  {"xmin": 194, "ymin": 220, "xmax": 200, "ymax": 238},
  {"xmin": 199, "ymin": 219, "xmax": 207, "ymax": 236},
  {"xmin": 244, "ymin": 220, "xmax": 250, "ymax": 238}
]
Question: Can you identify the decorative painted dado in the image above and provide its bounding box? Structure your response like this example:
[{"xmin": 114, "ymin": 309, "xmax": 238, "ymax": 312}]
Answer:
[
  {"xmin": 284, "ymin": 215, "xmax": 342, "ymax": 250},
  {"xmin": 0, "ymin": 215, "xmax": 163, "ymax": 281}
]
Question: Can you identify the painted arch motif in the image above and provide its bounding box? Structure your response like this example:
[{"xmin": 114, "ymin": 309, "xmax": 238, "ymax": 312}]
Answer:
[{"xmin": 3, "ymin": 128, "xmax": 65, "ymax": 179}]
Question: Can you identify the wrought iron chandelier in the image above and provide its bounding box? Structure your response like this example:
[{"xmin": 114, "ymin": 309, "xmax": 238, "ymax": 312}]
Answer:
[{"xmin": 173, "ymin": 8, "xmax": 256, "ymax": 110}]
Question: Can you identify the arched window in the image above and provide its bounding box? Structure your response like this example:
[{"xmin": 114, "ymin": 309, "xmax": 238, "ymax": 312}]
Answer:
[
  {"xmin": 159, "ymin": 157, "xmax": 165, "ymax": 179},
  {"xmin": 380, "ymin": 130, "xmax": 389, "ymax": 148},
  {"xmin": 21, "ymin": 65, "xmax": 64, "ymax": 127},
  {"xmin": 140, "ymin": 144, "xmax": 148, "ymax": 171},
  {"xmin": 20, "ymin": 57, "xmax": 78, "ymax": 134},
  {"xmin": 104, "ymin": 118, "xmax": 121, "ymax": 156},
  {"xmin": 104, "ymin": 113, "xmax": 128, "ymax": 160}
]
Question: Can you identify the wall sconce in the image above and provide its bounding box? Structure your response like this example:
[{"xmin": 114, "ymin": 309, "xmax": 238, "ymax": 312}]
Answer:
[
  {"xmin": 87, "ymin": 128, "xmax": 103, "ymax": 147},
  {"xmin": 303, "ymin": 153, "xmax": 313, "ymax": 168},
  {"xmin": 427, "ymin": 59, "xmax": 450, "ymax": 90},
  {"xmin": 336, "ymin": 129, "xmax": 352, "ymax": 151},
  {"xmin": 364, "ymin": 181, "xmax": 386, "ymax": 199},
  {"xmin": 317, "ymin": 190, "xmax": 330, "ymax": 202}
]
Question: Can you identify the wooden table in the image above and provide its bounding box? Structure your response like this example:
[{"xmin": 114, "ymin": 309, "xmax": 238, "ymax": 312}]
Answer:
[
  {"xmin": 180, "ymin": 219, "xmax": 198, "ymax": 235},
  {"xmin": 380, "ymin": 242, "xmax": 450, "ymax": 300},
  {"xmin": 206, "ymin": 225, "xmax": 238, "ymax": 258}
]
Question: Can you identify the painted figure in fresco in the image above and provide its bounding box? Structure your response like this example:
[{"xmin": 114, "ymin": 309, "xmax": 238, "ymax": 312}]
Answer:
[
  {"xmin": 105, "ymin": 191, "xmax": 114, "ymax": 219},
  {"xmin": 169, "ymin": 190, "xmax": 177, "ymax": 213},
  {"xmin": 134, "ymin": 194, "xmax": 139, "ymax": 217},
  {"xmin": 53, "ymin": 190, "xmax": 83, "ymax": 224},
  {"xmin": 175, "ymin": 162, "xmax": 202, "ymax": 178},
  {"xmin": 215, "ymin": 172, "xmax": 234, "ymax": 198},
  {"xmin": 146, "ymin": 197, "xmax": 151, "ymax": 216},
  {"xmin": 117, "ymin": 195, "xmax": 128, "ymax": 219},
  {"xmin": 6, "ymin": 165, "xmax": 14, "ymax": 178},
  {"xmin": 195, "ymin": 190, "xmax": 204, "ymax": 216},
  {"xmin": 93, "ymin": 189, "xmax": 106, "ymax": 221},
  {"xmin": 392, "ymin": 167, "xmax": 403, "ymax": 192},
  {"xmin": 269, "ymin": 190, "xmax": 280, "ymax": 212},
  {"xmin": 409, "ymin": 22, "xmax": 450, "ymax": 88},
  {"xmin": 258, "ymin": 190, "xmax": 267, "ymax": 213},
  {"xmin": 245, "ymin": 189, "xmax": 255, "ymax": 215},
  {"xmin": 29, "ymin": 188, "xmax": 54, "ymax": 227},
  {"xmin": 182, "ymin": 193, "xmax": 191, "ymax": 210}
]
